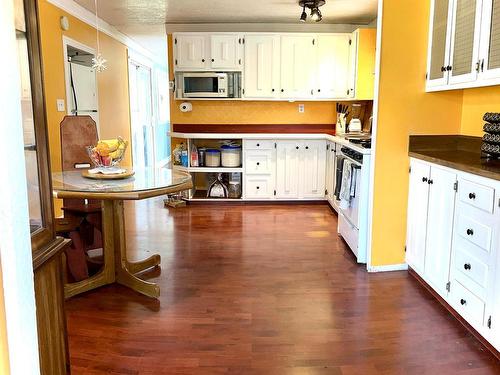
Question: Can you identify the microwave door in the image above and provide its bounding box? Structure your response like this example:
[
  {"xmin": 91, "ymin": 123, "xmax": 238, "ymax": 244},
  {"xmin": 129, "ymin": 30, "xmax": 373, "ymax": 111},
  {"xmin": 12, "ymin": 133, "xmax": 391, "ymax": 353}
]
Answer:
[{"xmin": 183, "ymin": 76, "xmax": 224, "ymax": 98}]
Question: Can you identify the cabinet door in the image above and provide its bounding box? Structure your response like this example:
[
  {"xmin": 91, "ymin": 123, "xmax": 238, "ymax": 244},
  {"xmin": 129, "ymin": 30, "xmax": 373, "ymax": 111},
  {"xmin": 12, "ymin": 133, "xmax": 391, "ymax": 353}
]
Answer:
[
  {"xmin": 175, "ymin": 34, "xmax": 207, "ymax": 70},
  {"xmin": 448, "ymin": 0, "xmax": 483, "ymax": 85},
  {"xmin": 301, "ymin": 140, "xmax": 326, "ymax": 198},
  {"xmin": 316, "ymin": 35, "xmax": 351, "ymax": 99},
  {"xmin": 244, "ymin": 35, "xmax": 280, "ymax": 98},
  {"xmin": 426, "ymin": 0, "xmax": 454, "ymax": 88},
  {"xmin": 424, "ymin": 166, "xmax": 457, "ymax": 297},
  {"xmin": 210, "ymin": 34, "xmax": 240, "ymax": 69},
  {"xmin": 275, "ymin": 141, "xmax": 300, "ymax": 199},
  {"xmin": 325, "ymin": 143, "xmax": 336, "ymax": 200},
  {"xmin": 406, "ymin": 159, "xmax": 431, "ymax": 275},
  {"xmin": 348, "ymin": 31, "xmax": 358, "ymax": 98},
  {"xmin": 478, "ymin": 0, "xmax": 500, "ymax": 80},
  {"xmin": 280, "ymin": 35, "xmax": 316, "ymax": 99}
]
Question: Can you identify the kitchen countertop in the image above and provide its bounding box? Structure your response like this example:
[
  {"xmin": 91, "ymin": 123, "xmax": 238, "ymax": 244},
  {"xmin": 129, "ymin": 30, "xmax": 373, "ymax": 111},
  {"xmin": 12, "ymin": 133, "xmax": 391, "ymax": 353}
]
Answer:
[{"xmin": 409, "ymin": 135, "xmax": 500, "ymax": 181}]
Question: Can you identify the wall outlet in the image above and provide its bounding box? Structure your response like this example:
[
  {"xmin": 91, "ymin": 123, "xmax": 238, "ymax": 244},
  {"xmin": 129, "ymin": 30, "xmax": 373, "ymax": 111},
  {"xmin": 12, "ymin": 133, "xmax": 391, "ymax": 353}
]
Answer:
[
  {"xmin": 298, "ymin": 104, "xmax": 305, "ymax": 113},
  {"xmin": 56, "ymin": 99, "xmax": 65, "ymax": 112}
]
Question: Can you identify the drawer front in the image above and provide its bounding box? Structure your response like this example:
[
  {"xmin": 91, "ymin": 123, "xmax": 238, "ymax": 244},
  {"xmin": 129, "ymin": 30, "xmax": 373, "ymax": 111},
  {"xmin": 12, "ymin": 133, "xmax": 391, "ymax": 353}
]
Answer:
[
  {"xmin": 450, "ymin": 280, "xmax": 485, "ymax": 327},
  {"xmin": 454, "ymin": 248, "xmax": 489, "ymax": 289},
  {"xmin": 245, "ymin": 151, "xmax": 274, "ymax": 175},
  {"xmin": 456, "ymin": 214, "xmax": 492, "ymax": 252},
  {"xmin": 245, "ymin": 176, "xmax": 273, "ymax": 199},
  {"xmin": 244, "ymin": 140, "xmax": 275, "ymax": 150},
  {"xmin": 338, "ymin": 213, "xmax": 359, "ymax": 260},
  {"xmin": 458, "ymin": 178, "xmax": 495, "ymax": 213}
]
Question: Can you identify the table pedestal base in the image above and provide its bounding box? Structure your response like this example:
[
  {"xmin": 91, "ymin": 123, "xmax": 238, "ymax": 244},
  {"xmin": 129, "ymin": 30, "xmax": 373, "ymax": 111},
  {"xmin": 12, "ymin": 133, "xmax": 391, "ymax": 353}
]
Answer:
[{"xmin": 64, "ymin": 200, "xmax": 161, "ymax": 299}]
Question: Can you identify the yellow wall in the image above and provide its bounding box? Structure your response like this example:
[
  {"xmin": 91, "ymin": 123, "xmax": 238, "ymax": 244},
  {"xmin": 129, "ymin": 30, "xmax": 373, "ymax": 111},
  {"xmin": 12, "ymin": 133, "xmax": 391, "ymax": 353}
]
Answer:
[
  {"xmin": 0, "ymin": 266, "xmax": 9, "ymax": 375},
  {"xmin": 355, "ymin": 29, "xmax": 377, "ymax": 101},
  {"xmin": 168, "ymin": 33, "xmax": 375, "ymax": 126},
  {"xmin": 370, "ymin": 0, "xmax": 463, "ymax": 266},
  {"xmin": 38, "ymin": 0, "xmax": 132, "ymax": 213},
  {"xmin": 460, "ymin": 85, "xmax": 500, "ymax": 136}
]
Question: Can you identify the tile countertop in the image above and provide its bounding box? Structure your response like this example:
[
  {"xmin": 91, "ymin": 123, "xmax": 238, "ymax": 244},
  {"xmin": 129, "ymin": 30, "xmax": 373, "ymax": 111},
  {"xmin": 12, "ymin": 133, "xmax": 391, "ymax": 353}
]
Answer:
[
  {"xmin": 409, "ymin": 135, "xmax": 500, "ymax": 181},
  {"xmin": 169, "ymin": 132, "xmax": 372, "ymax": 155}
]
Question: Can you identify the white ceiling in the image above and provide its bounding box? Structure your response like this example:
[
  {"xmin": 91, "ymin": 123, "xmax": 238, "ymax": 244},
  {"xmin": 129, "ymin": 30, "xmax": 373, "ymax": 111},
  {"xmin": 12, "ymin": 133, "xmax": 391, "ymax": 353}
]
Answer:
[{"xmin": 74, "ymin": 0, "xmax": 378, "ymax": 62}]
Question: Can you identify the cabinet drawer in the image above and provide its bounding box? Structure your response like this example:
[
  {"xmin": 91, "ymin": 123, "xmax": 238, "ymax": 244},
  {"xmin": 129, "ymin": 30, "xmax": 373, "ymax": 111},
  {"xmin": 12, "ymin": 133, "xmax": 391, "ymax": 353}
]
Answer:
[
  {"xmin": 338, "ymin": 213, "xmax": 359, "ymax": 259},
  {"xmin": 244, "ymin": 140, "xmax": 275, "ymax": 150},
  {"xmin": 245, "ymin": 176, "xmax": 273, "ymax": 199},
  {"xmin": 458, "ymin": 178, "xmax": 495, "ymax": 213},
  {"xmin": 450, "ymin": 280, "xmax": 485, "ymax": 327},
  {"xmin": 456, "ymin": 214, "xmax": 493, "ymax": 252},
  {"xmin": 454, "ymin": 248, "xmax": 489, "ymax": 289},
  {"xmin": 245, "ymin": 151, "xmax": 274, "ymax": 175}
]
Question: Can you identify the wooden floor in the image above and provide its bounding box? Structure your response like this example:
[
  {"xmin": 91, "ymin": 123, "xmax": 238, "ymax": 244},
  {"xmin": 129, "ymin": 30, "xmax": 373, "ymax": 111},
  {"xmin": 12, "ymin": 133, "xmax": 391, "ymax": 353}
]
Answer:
[{"xmin": 66, "ymin": 199, "xmax": 500, "ymax": 374}]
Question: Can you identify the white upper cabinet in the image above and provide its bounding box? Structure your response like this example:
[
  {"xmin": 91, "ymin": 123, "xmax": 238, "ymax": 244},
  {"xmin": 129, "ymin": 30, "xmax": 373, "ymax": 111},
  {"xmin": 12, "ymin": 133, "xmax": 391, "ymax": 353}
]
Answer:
[
  {"xmin": 280, "ymin": 35, "xmax": 317, "ymax": 99},
  {"xmin": 175, "ymin": 34, "xmax": 207, "ymax": 70},
  {"xmin": 448, "ymin": 0, "xmax": 483, "ymax": 84},
  {"xmin": 210, "ymin": 34, "xmax": 241, "ymax": 69},
  {"xmin": 243, "ymin": 35, "xmax": 280, "ymax": 99},
  {"xmin": 478, "ymin": 0, "xmax": 500, "ymax": 80},
  {"xmin": 316, "ymin": 35, "xmax": 351, "ymax": 99}
]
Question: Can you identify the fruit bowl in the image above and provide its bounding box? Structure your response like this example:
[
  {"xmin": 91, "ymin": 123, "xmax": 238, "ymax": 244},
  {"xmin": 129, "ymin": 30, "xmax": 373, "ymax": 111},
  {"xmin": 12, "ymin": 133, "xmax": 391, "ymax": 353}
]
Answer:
[{"xmin": 87, "ymin": 137, "xmax": 128, "ymax": 168}]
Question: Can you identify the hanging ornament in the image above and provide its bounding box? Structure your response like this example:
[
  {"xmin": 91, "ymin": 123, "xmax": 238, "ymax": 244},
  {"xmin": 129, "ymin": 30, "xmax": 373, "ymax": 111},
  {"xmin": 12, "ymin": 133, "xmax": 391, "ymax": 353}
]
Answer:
[{"xmin": 91, "ymin": 0, "xmax": 107, "ymax": 72}]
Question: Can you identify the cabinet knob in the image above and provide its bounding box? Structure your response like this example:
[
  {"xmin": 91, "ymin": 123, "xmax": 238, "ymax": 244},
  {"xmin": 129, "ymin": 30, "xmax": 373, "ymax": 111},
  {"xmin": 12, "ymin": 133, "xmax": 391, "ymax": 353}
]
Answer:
[
  {"xmin": 428, "ymin": 179, "xmax": 434, "ymax": 185},
  {"xmin": 305, "ymin": 146, "xmax": 309, "ymax": 150},
  {"xmin": 281, "ymin": 89, "xmax": 284, "ymax": 93},
  {"xmin": 422, "ymin": 177, "xmax": 428, "ymax": 183},
  {"xmin": 466, "ymin": 228, "xmax": 474, "ymax": 236},
  {"xmin": 256, "ymin": 143, "xmax": 260, "ymax": 147},
  {"xmin": 202, "ymin": 59, "xmax": 205, "ymax": 62},
  {"xmin": 468, "ymin": 192, "xmax": 476, "ymax": 200},
  {"xmin": 211, "ymin": 58, "xmax": 215, "ymax": 62},
  {"xmin": 464, "ymin": 263, "xmax": 472, "ymax": 271},
  {"xmin": 318, "ymin": 89, "xmax": 321, "ymax": 92},
  {"xmin": 441, "ymin": 66, "xmax": 446, "ymax": 72},
  {"xmin": 460, "ymin": 299, "xmax": 467, "ymax": 306},
  {"xmin": 256, "ymin": 162, "xmax": 260, "ymax": 166},
  {"xmin": 447, "ymin": 65, "xmax": 452, "ymax": 71},
  {"xmin": 296, "ymin": 146, "xmax": 299, "ymax": 149},
  {"xmin": 272, "ymin": 89, "xmax": 275, "ymax": 92},
  {"xmin": 256, "ymin": 186, "xmax": 260, "ymax": 190}
]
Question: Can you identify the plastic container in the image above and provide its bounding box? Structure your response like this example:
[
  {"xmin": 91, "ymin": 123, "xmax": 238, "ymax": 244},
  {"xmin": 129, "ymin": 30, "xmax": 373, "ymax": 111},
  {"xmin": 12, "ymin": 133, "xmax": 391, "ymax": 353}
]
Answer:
[
  {"xmin": 228, "ymin": 181, "xmax": 242, "ymax": 198},
  {"xmin": 198, "ymin": 148, "xmax": 206, "ymax": 167},
  {"xmin": 205, "ymin": 149, "xmax": 221, "ymax": 167},
  {"xmin": 220, "ymin": 144, "xmax": 242, "ymax": 167}
]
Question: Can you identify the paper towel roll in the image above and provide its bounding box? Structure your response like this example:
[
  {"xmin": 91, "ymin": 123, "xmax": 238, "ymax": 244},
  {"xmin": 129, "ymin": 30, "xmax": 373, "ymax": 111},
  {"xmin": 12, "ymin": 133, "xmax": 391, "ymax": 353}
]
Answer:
[{"xmin": 180, "ymin": 102, "xmax": 192, "ymax": 112}]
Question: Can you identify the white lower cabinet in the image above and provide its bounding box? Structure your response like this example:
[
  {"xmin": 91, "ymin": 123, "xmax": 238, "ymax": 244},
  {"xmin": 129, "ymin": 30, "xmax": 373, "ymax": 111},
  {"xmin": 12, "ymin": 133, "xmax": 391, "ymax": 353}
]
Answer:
[
  {"xmin": 407, "ymin": 158, "xmax": 500, "ymax": 351},
  {"xmin": 243, "ymin": 139, "xmax": 327, "ymax": 200}
]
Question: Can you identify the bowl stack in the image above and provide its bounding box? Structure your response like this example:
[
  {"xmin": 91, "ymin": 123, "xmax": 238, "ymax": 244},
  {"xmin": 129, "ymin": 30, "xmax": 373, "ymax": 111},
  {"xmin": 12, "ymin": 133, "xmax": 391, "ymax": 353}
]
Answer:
[{"xmin": 482, "ymin": 113, "xmax": 500, "ymax": 159}]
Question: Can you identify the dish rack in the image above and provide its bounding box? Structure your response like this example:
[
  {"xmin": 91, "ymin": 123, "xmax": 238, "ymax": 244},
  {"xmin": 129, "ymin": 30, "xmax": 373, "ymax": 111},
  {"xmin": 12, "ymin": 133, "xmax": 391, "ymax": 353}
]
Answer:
[{"xmin": 481, "ymin": 113, "xmax": 500, "ymax": 160}]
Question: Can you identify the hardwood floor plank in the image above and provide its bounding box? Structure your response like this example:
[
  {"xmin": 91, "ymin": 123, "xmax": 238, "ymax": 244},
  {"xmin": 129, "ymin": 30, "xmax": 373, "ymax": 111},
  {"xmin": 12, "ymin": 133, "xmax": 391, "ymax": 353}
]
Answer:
[{"xmin": 66, "ymin": 199, "xmax": 500, "ymax": 374}]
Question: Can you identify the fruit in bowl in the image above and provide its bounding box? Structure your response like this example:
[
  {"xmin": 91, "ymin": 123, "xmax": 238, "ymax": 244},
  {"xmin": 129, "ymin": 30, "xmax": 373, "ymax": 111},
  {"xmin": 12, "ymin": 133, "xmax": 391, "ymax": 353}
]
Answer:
[{"xmin": 87, "ymin": 137, "xmax": 128, "ymax": 168}]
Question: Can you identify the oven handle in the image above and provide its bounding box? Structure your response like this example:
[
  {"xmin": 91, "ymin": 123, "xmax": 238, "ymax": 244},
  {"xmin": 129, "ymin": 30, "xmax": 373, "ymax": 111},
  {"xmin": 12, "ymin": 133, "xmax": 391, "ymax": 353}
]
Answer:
[{"xmin": 339, "ymin": 153, "xmax": 362, "ymax": 168}]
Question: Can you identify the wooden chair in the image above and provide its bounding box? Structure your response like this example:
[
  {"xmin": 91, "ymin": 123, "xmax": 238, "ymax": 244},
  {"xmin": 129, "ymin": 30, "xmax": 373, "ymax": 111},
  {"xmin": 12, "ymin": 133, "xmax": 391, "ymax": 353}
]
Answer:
[{"xmin": 57, "ymin": 115, "xmax": 103, "ymax": 282}]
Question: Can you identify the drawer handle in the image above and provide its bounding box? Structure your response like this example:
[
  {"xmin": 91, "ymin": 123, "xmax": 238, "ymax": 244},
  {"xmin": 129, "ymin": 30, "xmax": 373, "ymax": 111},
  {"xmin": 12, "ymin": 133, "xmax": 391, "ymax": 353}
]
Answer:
[
  {"xmin": 464, "ymin": 263, "xmax": 472, "ymax": 271},
  {"xmin": 460, "ymin": 299, "xmax": 467, "ymax": 306},
  {"xmin": 296, "ymin": 146, "xmax": 299, "ymax": 149},
  {"xmin": 256, "ymin": 143, "xmax": 260, "ymax": 147},
  {"xmin": 256, "ymin": 162, "xmax": 260, "ymax": 166},
  {"xmin": 466, "ymin": 228, "xmax": 474, "ymax": 236},
  {"xmin": 305, "ymin": 146, "xmax": 309, "ymax": 150},
  {"xmin": 256, "ymin": 186, "xmax": 260, "ymax": 190},
  {"xmin": 422, "ymin": 177, "xmax": 428, "ymax": 183},
  {"xmin": 469, "ymin": 192, "xmax": 476, "ymax": 200}
]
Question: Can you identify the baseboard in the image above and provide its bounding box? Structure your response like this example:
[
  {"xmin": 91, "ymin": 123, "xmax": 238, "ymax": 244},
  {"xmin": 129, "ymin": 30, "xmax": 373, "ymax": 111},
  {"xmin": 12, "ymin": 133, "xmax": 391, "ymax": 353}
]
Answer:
[
  {"xmin": 367, "ymin": 263, "xmax": 408, "ymax": 272},
  {"xmin": 409, "ymin": 268, "xmax": 500, "ymax": 361}
]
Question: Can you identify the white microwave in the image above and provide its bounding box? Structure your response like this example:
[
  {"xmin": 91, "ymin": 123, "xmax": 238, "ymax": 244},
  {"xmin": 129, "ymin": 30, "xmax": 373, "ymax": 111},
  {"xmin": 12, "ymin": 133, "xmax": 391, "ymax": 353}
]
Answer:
[{"xmin": 177, "ymin": 72, "xmax": 241, "ymax": 99}]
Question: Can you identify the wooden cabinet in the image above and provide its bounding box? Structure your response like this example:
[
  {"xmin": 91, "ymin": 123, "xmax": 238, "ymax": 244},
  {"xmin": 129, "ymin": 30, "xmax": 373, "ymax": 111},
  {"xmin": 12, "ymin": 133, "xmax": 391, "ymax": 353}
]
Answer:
[
  {"xmin": 316, "ymin": 35, "xmax": 351, "ymax": 99},
  {"xmin": 243, "ymin": 35, "xmax": 280, "ymax": 99},
  {"xmin": 426, "ymin": 0, "xmax": 500, "ymax": 90},
  {"xmin": 14, "ymin": 0, "xmax": 71, "ymax": 373},
  {"xmin": 406, "ymin": 158, "xmax": 500, "ymax": 352},
  {"xmin": 280, "ymin": 35, "xmax": 317, "ymax": 99}
]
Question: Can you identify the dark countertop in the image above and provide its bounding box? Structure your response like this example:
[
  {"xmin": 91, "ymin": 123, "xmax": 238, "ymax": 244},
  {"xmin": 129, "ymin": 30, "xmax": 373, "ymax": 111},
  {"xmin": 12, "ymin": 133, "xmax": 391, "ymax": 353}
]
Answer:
[{"xmin": 409, "ymin": 135, "xmax": 500, "ymax": 181}]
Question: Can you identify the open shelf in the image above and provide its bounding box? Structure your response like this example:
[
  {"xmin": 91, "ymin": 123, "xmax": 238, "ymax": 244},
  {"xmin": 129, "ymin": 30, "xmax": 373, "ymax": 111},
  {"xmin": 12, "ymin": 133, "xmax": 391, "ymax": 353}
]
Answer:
[
  {"xmin": 189, "ymin": 189, "xmax": 242, "ymax": 201},
  {"xmin": 173, "ymin": 165, "xmax": 243, "ymax": 173}
]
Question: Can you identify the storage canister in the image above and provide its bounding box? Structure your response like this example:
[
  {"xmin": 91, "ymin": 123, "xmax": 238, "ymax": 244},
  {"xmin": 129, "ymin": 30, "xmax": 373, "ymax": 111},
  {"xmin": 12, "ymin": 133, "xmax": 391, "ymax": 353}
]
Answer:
[
  {"xmin": 205, "ymin": 149, "xmax": 221, "ymax": 167},
  {"xmin": 220, "ymin": 144, "xmax": 242, "ymax": 167}
]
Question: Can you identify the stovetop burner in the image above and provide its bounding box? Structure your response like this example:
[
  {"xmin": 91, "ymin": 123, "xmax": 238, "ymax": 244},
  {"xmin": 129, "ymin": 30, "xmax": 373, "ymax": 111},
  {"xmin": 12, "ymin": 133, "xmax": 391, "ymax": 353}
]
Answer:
[{"xmin": 348, "ymin": 138, "xmax": 372, "ymax": 149}]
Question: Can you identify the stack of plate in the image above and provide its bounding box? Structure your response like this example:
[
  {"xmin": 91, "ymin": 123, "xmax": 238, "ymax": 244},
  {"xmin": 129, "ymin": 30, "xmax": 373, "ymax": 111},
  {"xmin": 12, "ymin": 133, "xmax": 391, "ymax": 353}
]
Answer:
[{"xmin": 482, "ymin": 113, "xmax": 500, "ymax": 158}]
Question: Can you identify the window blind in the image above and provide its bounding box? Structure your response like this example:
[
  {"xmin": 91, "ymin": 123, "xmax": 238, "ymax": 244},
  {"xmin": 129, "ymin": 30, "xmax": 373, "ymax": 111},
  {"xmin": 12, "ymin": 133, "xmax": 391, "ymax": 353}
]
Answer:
[
  {"xmin": 489, "ymin": 0, "xmax": 500, "ymax": 70},
  {"xmin": 452, "ymin": 0, "xmax": 477, "ymax": 77},
  {"xmin": 430, "ymin": 0, "xmax": 450, "ymax": 80}
]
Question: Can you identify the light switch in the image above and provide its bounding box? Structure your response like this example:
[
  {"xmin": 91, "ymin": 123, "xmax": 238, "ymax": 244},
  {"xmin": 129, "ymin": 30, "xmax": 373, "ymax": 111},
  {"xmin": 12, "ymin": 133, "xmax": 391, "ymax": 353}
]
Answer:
[
  {"xmin": 56, "ymin": 99, "xmax": 65, "ymax": 112},
  {"xmin": 298, "ymin": 104, "xmax": 305, "ymax": 113}
]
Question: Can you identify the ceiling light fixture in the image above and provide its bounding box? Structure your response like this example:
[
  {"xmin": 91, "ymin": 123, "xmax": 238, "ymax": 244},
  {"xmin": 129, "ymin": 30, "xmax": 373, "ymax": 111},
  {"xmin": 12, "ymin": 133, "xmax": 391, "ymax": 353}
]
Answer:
[
  {"xmin": 91, "ymin": 0, "xmax": 107, "ymax": 72},
  {"xmin": 298, "ymin": 0, "xmax": 325, "ymax": 23}
]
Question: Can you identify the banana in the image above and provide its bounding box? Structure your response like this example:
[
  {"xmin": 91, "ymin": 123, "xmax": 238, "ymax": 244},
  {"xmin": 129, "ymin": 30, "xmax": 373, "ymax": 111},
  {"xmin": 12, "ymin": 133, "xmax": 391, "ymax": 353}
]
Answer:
[{"xmin": 99, "ymin": 139, "xmax": 120, "ymax": 152}]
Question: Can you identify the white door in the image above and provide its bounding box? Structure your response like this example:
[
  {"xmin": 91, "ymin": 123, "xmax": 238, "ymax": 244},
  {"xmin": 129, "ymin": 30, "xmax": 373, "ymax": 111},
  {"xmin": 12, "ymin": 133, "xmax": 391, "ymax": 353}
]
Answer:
[
  {"xmin": 243, "ymin": 35, "xmax": 280, "ymax": 99},
  {"xmin": 424, "ymin": 166, "xmax": 457, "ymax": 297},
  {"xmin": 275, "ymin": 141, "xmax": 300, "ymax": 199},
  {"xmin": 301, "ymin": 140, "xmax": 326, "ymax": 198},
  {"xmin": 478, "ymin": 0, "xmax": 500, "ymax": 80},
  {"xmin": 129, "ymin": 61, "xmax": 154, "ymax": 168},
  {"xmin": 426, "ymin": 0, "xmax": 454, "ymax": 88},
  {"xmin": 316, "ymin": 35, "xmax": 351, "ymax": 99},
  {"xmin": 174, "ymin": 34, "xmax": 207, "ymax": 70},
  {"xmin": 280, "ymin": 35, "xmax": 316, "ymax": 99},
  {"xmin": 406, "ymin": 159, "xmax": 431, "ymax": 275},
  {"xmin": 69, "ymin": 62, "xmax": 98, "ymax": 124},
  {"xmin": 210, "ymin": 34, "xmax": 240, "ymax": 69},
  {"xmin": 448, "ymin": 0, "xmax": 483, "ymax": 85}
]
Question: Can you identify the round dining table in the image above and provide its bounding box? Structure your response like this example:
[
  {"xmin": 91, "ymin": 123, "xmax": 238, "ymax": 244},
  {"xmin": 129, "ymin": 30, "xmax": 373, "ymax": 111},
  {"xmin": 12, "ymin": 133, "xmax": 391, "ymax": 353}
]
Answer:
[{"xmin": 52, "ymin": 167, "xmax": 192, "ymax": 299}]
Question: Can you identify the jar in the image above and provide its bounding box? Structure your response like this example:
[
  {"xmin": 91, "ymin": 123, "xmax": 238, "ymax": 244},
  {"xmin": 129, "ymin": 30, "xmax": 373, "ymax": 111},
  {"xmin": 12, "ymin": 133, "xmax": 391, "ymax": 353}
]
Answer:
[
  {"xmin": 205, "ymin": 149, "xmax": 221, "ymax": 167},
  {"xmin": 220, "ymin": 144, "xmax": 242, "ymax": 167},
  {"xmin": 228, "ymin": 181, "xmax": 241, "ymax": 198}
]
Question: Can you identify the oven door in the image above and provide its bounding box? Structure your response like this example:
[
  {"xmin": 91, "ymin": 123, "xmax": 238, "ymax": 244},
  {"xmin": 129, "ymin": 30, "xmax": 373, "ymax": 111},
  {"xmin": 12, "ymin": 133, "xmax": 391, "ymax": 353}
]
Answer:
[{"xmin": 182, "ymin": 73, "xmax": 228, "ymax": 98}]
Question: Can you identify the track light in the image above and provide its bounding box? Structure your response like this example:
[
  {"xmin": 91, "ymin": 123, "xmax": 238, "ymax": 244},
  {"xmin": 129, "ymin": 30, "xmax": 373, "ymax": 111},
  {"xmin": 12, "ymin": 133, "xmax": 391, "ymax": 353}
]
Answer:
[{"xmin": 298, "ymin": 1, "xmax": 325, "ymax": 23}]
